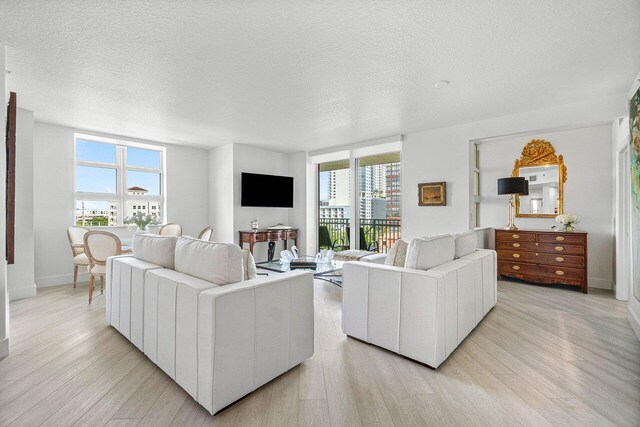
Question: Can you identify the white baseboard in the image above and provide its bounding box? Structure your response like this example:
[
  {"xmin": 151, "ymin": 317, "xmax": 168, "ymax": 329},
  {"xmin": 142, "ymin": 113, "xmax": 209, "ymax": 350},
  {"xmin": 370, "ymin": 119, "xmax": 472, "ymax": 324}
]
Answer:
[
  {"xmin": 0, "ymin": 338, "xmax": 8, "ymax": 359},
  {"xmin": 36, "ymin": 272, "xmax": 89, "ymax": 288},
  {"xmin": 629, "ymin": 307, "xmax": 640, "ymax": 340},
  {"xmin": 9, "ymin": 284, "xmax": 37, "ymax": 301},
  {"xmin": 588, "ymin": 277, "xmax": 613, "ymax": 290}
]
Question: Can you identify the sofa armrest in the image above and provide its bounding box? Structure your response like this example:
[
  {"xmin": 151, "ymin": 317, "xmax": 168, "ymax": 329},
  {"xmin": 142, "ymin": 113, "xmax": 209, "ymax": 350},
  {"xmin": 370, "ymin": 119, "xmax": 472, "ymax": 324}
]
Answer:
[
  {"xmin": 197, "ymin": 271, "xmax": 314, "ymax": 414},
  {"xmin": 359, "ymin": 253, "xmax": 387, "ymax": 264}
]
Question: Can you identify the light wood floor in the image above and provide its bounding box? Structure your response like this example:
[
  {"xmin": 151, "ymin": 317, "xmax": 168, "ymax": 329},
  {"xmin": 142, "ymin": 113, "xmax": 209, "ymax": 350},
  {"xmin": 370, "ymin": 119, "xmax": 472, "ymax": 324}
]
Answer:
[{"xmin": 1, "ymin": 280, "xmax": 639, "ymax": 427}]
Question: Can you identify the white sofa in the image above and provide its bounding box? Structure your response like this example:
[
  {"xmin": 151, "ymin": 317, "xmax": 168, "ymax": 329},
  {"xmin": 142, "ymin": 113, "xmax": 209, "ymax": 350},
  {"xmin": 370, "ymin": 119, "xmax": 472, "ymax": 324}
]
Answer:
[
  {"xmin": 106, "ymin": 234, "xmax": 314, "ymax": 414},
  {"xmin": 341, "ymin": 232, "xmax": 496, "ymax": 368}
]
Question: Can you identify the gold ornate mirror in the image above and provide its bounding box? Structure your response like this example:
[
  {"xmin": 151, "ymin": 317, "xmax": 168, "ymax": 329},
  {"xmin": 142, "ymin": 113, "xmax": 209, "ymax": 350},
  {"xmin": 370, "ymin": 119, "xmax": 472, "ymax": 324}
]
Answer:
[{"xmin": 512, "ymin": 139, "xmax": 567, "ymax": 218}]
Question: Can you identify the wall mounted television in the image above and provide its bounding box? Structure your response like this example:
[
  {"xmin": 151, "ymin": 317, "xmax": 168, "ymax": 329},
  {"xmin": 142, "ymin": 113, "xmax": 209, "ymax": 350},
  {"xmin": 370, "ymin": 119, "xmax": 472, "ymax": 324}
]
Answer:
[{"xmin": 241, "ymin": 172, "xmax": 294, "ymax": 208}]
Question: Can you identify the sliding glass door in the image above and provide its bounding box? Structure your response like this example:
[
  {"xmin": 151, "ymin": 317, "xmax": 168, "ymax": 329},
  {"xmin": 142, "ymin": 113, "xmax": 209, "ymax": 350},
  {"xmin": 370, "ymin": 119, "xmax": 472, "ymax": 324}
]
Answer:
[
  {"xmin": 356, "ymin": 153, "xmax": 401, "ymax": 253},
  {"xmin": 318, "ymin": 160, "xmax": 351, "ymax": 251},
  {"xmin": 317, "ymin": 152, "xmax": 401, "ymax": 254}
]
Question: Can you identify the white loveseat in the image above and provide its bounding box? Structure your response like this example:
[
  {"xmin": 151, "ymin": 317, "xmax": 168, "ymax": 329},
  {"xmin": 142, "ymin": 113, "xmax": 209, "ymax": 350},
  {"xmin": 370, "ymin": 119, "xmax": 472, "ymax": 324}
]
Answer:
[
  {"xmin": 341, "ymin": 232, "xmax": 496, "ymax": 368},
  {"xmin": 105, "ymin": 234, "xmax": 314, "ymax": 414}
]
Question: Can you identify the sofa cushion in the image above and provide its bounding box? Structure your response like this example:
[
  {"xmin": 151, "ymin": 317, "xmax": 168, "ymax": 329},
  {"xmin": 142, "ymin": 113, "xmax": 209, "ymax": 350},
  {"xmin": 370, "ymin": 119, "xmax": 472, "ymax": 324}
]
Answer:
[
  {"xmin": 404, "ymin": 234, "xmax": 455, "ymax": 270},
  {"xmin": 174, "ymin": 237, "xmax": 243, "ymax": 285},
  {"xmin": 242, "ymin": 249, "xmax": 258, "ymax": 280},
  {"xmin": 453, "ymin": 230, "xmax": 477, "ymax": 258},
  {"xmin": 132, "ymin": 232, "xmax": 178, "ymax": 269},
  {"xmin": 384, "ymin": 239, "xmax": 408, "ymax": 267}
]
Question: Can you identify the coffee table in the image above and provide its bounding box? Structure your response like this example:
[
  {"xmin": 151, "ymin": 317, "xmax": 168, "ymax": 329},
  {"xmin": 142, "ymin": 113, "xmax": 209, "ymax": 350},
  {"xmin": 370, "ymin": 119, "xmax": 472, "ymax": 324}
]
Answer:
[{"xmin": 256, "ymin": 256, "xmax": 344, "ymax": 286}]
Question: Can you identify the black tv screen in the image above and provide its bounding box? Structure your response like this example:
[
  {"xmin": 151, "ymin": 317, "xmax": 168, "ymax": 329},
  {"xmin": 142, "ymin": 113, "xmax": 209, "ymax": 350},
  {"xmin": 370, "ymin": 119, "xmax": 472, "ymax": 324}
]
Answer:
[{"xmin": 241, "ymin": 173, "xmax": 294, "ymax": 208}]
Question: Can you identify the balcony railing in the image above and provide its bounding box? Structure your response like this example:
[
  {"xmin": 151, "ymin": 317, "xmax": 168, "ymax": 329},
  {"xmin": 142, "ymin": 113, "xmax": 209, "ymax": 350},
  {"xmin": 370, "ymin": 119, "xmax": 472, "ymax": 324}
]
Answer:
[{"xmin": 319, "ymin": 218, "xmax": 401, "ymax": 254}]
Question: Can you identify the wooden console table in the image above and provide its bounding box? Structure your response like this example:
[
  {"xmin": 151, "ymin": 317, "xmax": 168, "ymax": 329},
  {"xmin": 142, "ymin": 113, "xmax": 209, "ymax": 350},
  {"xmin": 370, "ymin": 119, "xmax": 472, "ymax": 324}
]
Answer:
[{"xmin": 239, "ymin": 229, "xmax": 298, "ymax": 255}]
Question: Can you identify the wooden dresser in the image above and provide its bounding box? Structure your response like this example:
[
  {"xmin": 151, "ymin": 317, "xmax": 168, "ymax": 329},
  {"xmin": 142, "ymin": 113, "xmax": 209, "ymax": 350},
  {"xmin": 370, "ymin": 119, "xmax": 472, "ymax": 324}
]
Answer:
[{"xmin": 495, "ymin": 229, "xmax": 588, "ymax": 293}]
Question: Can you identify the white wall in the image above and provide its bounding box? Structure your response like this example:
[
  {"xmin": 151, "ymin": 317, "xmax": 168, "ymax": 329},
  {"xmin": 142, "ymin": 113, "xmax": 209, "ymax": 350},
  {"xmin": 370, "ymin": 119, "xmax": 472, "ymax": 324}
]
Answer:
[
  {"xmin": 209, "ymin": 143, "xmax": 235, "ymax": 243},
  {"xmin": 207, "ymin": 143, "xmax": 306, "ymax": 262},
  {"xmin": 400, "ymin": 92, "xmax": 626, "ymax": 245},
  {"xmin": 1, "ymin": 44, "xmax": 9, "ymax": 358},
  {"xmin": 478, "ymin": 125, "xmax": 615, "ymax": 289},
  {"xmin": 8, "ymin": 108, "xmax": 36, "ymax": 300},
  {"xmin": 165, "ymin": 144, "xmax": 209, "ymax": 238},
  {"xmin": 232, "ymin": 144, "xmax": 291, "ymax": 261},
  {"xmin": 288, "ymin": 152, "xmax": 308, "ymax": 254},
  {"xmin": 33, "ymin": 122, "xmax": 210, "ymax": 287}
]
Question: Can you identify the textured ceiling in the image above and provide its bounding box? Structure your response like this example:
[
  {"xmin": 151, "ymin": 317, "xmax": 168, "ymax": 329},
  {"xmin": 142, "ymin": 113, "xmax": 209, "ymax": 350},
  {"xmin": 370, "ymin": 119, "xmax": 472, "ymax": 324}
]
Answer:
[{"xmin": 1, "ymin": 0, "xmax": 639, "ymax": 151}]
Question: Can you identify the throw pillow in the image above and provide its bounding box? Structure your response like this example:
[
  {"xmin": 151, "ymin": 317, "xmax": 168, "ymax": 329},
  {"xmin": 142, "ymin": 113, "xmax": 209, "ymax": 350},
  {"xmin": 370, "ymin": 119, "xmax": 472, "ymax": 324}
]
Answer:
[
  {"xmin": 132, "ymin": 232, "xmax": 178, "ymax": 268},
  {"xmin": 174, "ymin": 236, "xmax": 243, "ymax": 285},
  {"xmin": 242, "ymin": 249, "xmax": 258, "ymax": 280},
  {"xmin": 453, "ymin": 230, "xmax": 477, "ymax": 258},
  {"xmin": 404, "ymin": 234, "xmax": 455, "ymax": 270},
  {"xmin": 384, "ymin": 239, "xmax": 408, "ymax": 267}
]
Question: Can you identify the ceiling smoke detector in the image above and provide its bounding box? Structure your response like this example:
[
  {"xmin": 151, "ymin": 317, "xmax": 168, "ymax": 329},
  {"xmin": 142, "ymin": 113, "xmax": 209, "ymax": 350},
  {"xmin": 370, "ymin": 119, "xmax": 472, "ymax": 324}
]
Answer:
[{"xmin": 434, "ymin": 80, "xmax": 450, "ymax": 89}]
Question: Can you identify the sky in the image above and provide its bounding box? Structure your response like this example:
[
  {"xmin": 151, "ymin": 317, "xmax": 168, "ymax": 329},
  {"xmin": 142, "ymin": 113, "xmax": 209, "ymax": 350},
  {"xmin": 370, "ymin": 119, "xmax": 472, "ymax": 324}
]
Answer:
[
  {"xmin": 319, "ymin": 172, "xmax": 329, "ymax": 201},
  {"xmin": 76, "ymin": 140, "xmax": 161, "ymax": 210}
]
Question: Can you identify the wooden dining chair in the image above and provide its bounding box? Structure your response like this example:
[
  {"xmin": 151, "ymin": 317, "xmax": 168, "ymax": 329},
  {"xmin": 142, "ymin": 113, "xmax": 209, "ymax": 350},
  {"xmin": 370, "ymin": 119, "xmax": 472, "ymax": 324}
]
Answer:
[
  {"xmin": 197, "ymin": 226, "xmax": 213, "ymax": 241},
  {"xmin": 159, "ymin": 223, "xmax": 183, "ymax": 237},
  {"xmin": 67, "ymin": 226, "xmax": 90, "ymax": 288},
  {"xmin": 83, "ymin": 231, "xmax": 122, "ymax": 303}
]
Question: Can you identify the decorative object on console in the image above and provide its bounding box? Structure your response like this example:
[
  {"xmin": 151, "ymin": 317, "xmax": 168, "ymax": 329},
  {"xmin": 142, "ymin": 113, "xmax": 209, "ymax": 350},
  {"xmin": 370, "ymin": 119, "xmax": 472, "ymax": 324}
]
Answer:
[
  {"xmin": 496, "ymin": 228, "xmax": 588, "ymax": 293},
  {"xmin": 497, "ymin": 177, "xmax": 529, "ymax": 230},
  {"xmin": 267, "ymin": 241, "xmax": 276, "ymax": 262},
  {"xmin": 291, "ymin": 245, "xmax": 299, "ymax": 259},
  {"xmin": 250, "ymin": 218, "xmax": 259, "ymax": 231},
  {"xmin": 512, "ymin": 139, "xmax": 567, "ymax": 218},
  {"xmin": 555, "ymin": 213, "xmax": 580, "ymax": 232},
  {"xmin": 417, "ymin": 181, "xmax": 446, "ymax": 206}
]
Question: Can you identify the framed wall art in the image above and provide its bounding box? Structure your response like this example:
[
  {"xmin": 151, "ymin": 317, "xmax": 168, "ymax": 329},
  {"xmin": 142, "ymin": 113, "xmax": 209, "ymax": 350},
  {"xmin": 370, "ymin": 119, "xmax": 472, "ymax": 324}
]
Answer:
[{"xmin": 418, "ymin": 181, "xmax": 446, "ymax": 206}]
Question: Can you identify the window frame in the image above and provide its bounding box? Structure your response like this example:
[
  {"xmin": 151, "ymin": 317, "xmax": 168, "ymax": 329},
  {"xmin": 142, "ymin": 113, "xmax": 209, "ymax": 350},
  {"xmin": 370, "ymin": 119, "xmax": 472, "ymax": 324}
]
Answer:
[
  {"xmin": 472, "ymin": 141, "xmax": 481, "ymax": 227},
  {"xmin": 74, "ymin": 133, "xmax": 166, "ymax": 226}
]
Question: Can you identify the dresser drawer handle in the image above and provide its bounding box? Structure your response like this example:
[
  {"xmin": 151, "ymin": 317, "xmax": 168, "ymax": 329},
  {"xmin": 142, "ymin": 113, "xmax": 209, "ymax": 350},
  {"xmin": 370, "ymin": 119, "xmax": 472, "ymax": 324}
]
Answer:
[
  {"xmin": 512, "ymin": 265, "xmax": 521, "ymax": 271},
  {"xmin": 555, "ymin": 270, "xmax": 565, "ymax": 276},
  {"xmin": 556, "ymin": 236, "xmax": 565, "ymax": 241},
  {"xmin": 555, "ymin": 257, "xmax": 564, "ymax": 262},
  {"xmin": 512, "ymin": 253, "xmax": 520, "ymax": 258},
  {"xmin": 512, "ymin": 234, "xmax": 520, "ymax": 239},
  {"xmin": 512, "ymin": 243, "xmax": 520, "ymax": 248},
  {"xmin": 555, "ymin": 246, "xmax": 564, "ymax": 251}
]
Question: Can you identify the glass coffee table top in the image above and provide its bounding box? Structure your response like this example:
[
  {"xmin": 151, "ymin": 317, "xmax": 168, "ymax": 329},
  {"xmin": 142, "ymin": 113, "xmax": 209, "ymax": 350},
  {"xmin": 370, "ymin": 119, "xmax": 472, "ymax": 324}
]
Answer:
[{"xmin": 256, "ymin": 256, "xmax": 344, "ymax": 284}]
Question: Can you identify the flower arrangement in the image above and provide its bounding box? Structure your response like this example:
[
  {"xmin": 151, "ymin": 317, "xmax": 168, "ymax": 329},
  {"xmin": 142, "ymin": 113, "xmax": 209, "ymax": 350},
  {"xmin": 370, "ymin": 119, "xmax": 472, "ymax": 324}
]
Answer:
[
  {"xmin": 124, "ymin": 212, "xmax": 159, "ymax": 231},
  {"xmin": 555, "ymin": 213, "xmax": 580, "ymax": 232}
]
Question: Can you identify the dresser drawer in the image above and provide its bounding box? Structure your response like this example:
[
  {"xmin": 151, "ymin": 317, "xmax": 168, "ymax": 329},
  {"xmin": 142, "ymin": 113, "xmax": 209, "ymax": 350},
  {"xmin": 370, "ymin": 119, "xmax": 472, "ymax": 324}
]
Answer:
[
  {"xmin": 537, "ymin": 233, "xmax": 585, "ymax": 244},
  {"xmin": 498, "ymin": 261, "xmax": 538, "ymax": 275},
  {"xmin": 496, "ymin": 241, "xmax": 538, "ymax": 251},
  {"xmin": 536, "ymin": 243, "xmax": 585, "ymax": 255},
  {"xmin": 535, "ymin": 253, "xmax": 585, "ymax": 267},
  {"xmin": 497, "ymin": 250, "xmax": 537, "ymax": 263},
  {"xmin": 539, "ymin": 265, "xmax": 584, "ymax": 281},
  {"xmin": 498, "ymin": 250, "xmax": 585, "ymax": 267},
  {"xmin": 495, "ymin": 231, "xmax": 535, "ymax": 242}
]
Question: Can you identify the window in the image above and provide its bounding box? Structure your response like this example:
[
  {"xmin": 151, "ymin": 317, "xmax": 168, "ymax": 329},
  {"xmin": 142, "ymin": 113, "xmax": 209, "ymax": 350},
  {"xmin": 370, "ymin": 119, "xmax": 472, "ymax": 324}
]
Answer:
[{"xmin": 74, "ymin": 135, "xmax": 165, "ymax": 226}]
